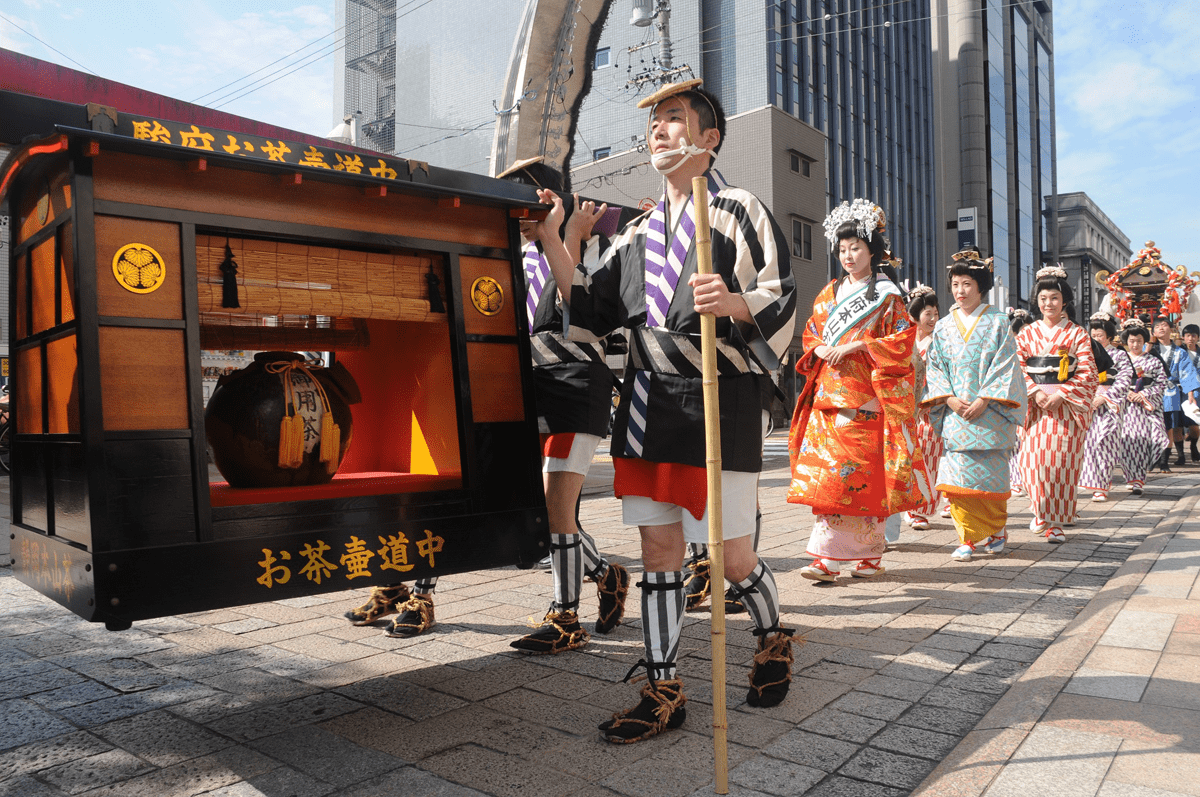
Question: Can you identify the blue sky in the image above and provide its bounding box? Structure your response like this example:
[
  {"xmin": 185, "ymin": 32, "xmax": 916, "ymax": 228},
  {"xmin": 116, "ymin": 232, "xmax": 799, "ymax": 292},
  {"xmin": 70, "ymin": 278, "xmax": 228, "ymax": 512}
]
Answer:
[{"xmin": 2, "ymin": 0, "xmax": 1196, "ymax": 270}]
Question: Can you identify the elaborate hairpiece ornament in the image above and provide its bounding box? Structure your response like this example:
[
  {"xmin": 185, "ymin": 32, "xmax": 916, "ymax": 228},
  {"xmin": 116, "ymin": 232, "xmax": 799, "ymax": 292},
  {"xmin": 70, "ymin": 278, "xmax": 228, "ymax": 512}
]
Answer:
[
  {"xmin": 1122, "ymin": 318, "xmax": 1148, "ymax": 332},
  {"xmin": 823, "ymin": 199, "xmax": 887, "ymax": 250},
  {"xmin": 884, "ymin": 250, "xmax": 903, "ymax": 270},
  {"xmin": 1036, "ymin": 265, "xmax": 1069, "ymax": 281},
  {"xmin": 1090, "ymin": 310, "xmax": 1114, "ymax": 323},
  {"xmin": 906, "ymin": 283, "xmax": 936, "ymax": 302},
  {"xmin": 950, "ymin": 248, "xmax": 995, "ymax": 273},
  {"xmin": 1007, "ymin": 307, "xmax": 1031, "ymax": 322}
]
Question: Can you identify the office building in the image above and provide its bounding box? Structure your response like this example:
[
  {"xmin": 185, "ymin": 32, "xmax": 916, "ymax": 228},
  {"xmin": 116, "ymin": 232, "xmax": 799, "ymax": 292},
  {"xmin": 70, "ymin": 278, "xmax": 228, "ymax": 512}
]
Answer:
[
  {"xmin": 932, "ymin": 0, "xmax": 1057, "ymax": 309},
  {"xmin": 1051, "ymin": 192, "xmax": 1131, "ymax": 320},
  {"xmin": 574, "ymin": 0, "xmax": 939, "ymax": 291}
]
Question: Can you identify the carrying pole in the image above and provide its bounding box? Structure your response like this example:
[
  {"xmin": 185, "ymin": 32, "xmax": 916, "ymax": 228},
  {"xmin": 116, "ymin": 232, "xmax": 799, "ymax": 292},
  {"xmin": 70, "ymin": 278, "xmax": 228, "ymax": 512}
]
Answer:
[{"xmin": 691, "ymin": 175, "xmax": 728, "ymax": 794}]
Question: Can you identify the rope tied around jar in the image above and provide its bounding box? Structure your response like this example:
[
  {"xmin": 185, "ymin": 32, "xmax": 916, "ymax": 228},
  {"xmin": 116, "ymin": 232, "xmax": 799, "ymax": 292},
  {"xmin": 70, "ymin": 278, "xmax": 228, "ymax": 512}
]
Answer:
[{"xmin": 264, "ymin": 359, "xmax": 341, "ymax": 472}]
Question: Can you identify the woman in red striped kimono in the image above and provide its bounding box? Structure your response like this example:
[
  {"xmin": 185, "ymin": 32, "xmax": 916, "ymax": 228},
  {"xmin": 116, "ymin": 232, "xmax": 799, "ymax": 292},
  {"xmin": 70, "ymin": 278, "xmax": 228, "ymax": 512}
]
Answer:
[
  {"xmin": 905, "ymin": 285, "xmax": 943, "ymax": 530},
  {"xmin": 1015, "ymin": 267, "xmax": 1097, "ymax": 543}
]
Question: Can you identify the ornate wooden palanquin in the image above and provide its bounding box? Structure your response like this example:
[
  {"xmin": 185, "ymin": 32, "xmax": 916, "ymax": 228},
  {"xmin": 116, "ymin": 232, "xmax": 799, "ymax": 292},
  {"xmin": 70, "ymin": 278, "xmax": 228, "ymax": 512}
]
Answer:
[{"xmin": 1, "ymin": 100, "xmax": 550, "ymax": 630}]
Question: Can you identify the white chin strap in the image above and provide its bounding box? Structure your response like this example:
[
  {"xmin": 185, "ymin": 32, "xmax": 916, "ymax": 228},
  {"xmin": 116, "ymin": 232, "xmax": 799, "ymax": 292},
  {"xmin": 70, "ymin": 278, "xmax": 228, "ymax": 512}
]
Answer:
[{"xmin": 651, "ymin": 142, "xmax": 712, "ymax": 175}]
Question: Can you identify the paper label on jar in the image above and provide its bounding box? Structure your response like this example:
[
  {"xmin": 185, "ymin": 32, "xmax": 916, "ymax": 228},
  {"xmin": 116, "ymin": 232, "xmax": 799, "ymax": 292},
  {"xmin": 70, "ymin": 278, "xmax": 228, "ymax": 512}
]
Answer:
[{"xmin": 287, "ymin": 370, "xmax": 326, "ymax": 454}]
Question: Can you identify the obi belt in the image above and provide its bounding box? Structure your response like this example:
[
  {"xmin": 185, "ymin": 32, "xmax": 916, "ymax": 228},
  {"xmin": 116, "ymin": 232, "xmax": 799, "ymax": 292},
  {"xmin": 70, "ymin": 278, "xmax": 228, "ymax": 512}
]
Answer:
[
  {"xmin": 530, "ymin": 332, "xmax": 605, "ymax": 367},
  {"xmin": 629, "ymin": 326, "xmax": 764, "ymax": 378},
  {"xmin": 1026, "ymin": 353, "xmax": 1076, "ymax": 385}
]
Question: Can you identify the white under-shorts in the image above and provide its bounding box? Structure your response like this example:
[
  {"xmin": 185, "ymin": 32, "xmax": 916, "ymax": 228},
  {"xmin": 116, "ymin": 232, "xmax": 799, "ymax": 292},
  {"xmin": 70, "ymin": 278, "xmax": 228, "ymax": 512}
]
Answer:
[
  {"xmin": 622, "ymin": 469, "xmax": 760, "ymax": 544},
  {"xmin": 542, "ymin": 433, "xmax": 602, "ymax": 475}
]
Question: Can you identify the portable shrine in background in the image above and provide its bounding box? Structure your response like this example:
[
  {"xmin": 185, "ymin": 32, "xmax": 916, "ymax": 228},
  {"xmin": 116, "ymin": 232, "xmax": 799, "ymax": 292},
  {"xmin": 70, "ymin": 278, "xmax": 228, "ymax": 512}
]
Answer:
[
  {"xmin": 1, "ymin": 92, "xmax": 554, "ymax": 630},
  {"xmin": 1097, "ymin": 241, "xmax": 1200, "ymax": 323}
]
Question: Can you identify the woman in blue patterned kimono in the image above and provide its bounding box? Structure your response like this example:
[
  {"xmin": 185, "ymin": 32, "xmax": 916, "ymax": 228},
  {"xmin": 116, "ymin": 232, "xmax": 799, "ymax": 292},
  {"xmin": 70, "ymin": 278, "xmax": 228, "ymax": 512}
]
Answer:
[
  {"xmin": 1078, "ymin": 312, "xmax": 1133, "ymax": 502},
  {"xmin": 1120, "ymin": 321, "xmax": 1170, "ymax": 494},
  {"xmin": 922, "ymin": 251, "xmax": 1027, "ymax": 562}
]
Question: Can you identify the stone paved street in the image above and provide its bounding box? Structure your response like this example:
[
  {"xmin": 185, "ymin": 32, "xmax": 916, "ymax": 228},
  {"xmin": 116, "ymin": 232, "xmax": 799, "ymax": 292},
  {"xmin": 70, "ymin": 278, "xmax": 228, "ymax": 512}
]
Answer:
[{"xmin": 2, "ymin": 437, "xmax": 1198, "ymax": 796}]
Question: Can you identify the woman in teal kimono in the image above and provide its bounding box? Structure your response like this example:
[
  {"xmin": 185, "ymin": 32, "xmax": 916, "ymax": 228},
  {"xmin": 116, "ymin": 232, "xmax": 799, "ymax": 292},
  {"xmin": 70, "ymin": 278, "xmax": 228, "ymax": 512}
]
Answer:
[{"xmin": 922, "ymin": 251, "xmax": 1027, "ymax": 562}]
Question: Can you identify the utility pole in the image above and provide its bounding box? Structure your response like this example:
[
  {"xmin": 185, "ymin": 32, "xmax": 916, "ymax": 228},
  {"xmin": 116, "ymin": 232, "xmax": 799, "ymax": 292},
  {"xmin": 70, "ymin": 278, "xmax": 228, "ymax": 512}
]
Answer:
[{"xmin": 627, "ymin": 0, "xmax": 691, "ymax": 89}]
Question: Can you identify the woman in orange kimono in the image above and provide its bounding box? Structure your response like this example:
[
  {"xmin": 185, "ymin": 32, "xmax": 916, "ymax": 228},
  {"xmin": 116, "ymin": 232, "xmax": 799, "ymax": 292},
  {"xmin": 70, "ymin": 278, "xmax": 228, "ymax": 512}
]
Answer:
[{"xmin": 788, "ymin": 200, "xmax": 931, "ymax": 580}]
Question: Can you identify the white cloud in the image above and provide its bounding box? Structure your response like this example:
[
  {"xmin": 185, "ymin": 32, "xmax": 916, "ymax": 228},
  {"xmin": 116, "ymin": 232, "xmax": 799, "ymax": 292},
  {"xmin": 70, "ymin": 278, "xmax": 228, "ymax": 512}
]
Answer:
[{"xmin": 1067, "ymin": 60, "xmax": 1191, "ymax": 133}]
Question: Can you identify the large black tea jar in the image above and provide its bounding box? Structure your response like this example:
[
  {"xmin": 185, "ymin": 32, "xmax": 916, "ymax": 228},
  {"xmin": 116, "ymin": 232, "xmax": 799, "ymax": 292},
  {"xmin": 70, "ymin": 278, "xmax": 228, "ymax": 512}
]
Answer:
[{"xmin": 205, "ymin": 352, "xmax": 361, "ymax": 487}]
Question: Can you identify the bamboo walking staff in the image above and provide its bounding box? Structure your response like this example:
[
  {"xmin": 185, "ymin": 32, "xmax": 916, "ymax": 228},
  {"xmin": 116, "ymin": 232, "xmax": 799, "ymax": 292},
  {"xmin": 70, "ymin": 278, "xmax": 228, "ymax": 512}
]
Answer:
[{"xmin": 691, "ymin": 175, "xmax": 728, "ymax": 794}]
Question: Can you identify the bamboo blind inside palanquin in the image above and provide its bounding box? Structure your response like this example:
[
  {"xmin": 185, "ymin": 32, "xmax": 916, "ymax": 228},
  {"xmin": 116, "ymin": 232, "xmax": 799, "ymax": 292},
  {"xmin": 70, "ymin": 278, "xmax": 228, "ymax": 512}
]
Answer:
[{"xmin": 196, "ymin": 235, "xmax": 446, "ymax": 324}]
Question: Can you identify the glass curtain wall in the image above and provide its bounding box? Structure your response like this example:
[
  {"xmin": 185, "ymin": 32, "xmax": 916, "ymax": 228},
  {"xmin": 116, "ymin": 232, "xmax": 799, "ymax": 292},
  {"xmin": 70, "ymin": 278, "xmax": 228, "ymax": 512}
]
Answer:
[
  {"xmin": 1012, "ymin": 9, "xmax": 1035, "ymax": 300},
  {"xmin": 768, "ymin": 0, "xmax": 936, "ymax": 289},
  {"xmin": 984, "ymin": 0, "xmax": 1011, "ymax": 302}
]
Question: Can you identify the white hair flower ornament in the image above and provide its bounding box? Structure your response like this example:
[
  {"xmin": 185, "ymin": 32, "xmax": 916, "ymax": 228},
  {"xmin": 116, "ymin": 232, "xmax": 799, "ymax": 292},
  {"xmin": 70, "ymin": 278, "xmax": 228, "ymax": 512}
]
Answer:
[{"xmin": 823, "ymin": 199, "xmax": 887, "ymax": 250}]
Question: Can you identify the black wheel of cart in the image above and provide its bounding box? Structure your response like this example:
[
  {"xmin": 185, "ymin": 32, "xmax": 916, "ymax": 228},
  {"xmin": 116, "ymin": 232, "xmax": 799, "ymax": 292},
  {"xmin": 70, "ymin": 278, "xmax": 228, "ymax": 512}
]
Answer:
[{"xmin": 0, "ymin": 420, "xmax": 10, "ymax": 472}]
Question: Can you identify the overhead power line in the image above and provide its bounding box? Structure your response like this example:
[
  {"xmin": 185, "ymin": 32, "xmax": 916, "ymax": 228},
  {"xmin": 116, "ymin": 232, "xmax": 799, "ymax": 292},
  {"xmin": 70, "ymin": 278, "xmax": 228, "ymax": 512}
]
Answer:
[{"xmin": 0, "ymin": 11, "xmax": 96, "ymax": 75}]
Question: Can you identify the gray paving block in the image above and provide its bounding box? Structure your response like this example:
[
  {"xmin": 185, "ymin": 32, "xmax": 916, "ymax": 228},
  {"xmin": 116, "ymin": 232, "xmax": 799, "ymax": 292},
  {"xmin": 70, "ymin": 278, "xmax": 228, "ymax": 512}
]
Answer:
[
  {"xmin": 37, "ymin": 747, "xmax": 154, "ymax": 794},
  {"xmin": 797, "ymin": 661, "xmax": 877, "ymax": 686},
  {"xmin": 763, "ymin": 729, "xmax": 858, "ymax": 771},
  {"xmin": 248, "ymin": 725, "xmax": 408, "ymax": 787},
  {"xmin": 337, "ymin": 768, "xmax": 492, "ymax": 796},
  {"xmin": 837, "ymin": 746, "xmax": 937, "ymax": 790},
  {"xmin": 939, "ymin": 670, "xmax": 1014, "ymax": 695},
  {"xmin": 819, "ymin": 646, "xmax": 895, "ymax": 671},
  {"xmin": 827, "ymin": 691, "xmax": 911, "ymax": 721},
  {"xmin": 0, "ymin": 662, "xmax": 85, "ymax": 701},
  {"xmin": 0, "ymin": 775, "xmax": 71, "ymax": 796},
  {"xmin": 687, "ymin": 785, "xmax": 774, "ymax": 797},
  {"xmin": 804, "ymin": 775, "xmax": 908, "ymax": 797},
  {"xmin": 206, "ymin": 691, "xmax": 364, "ymax": 742},
  {"xmin": 915, "ymin": 632, "xmax": 989, "ymax": 654},
  {"xmin": 960, "ymin": 655, "xmax": 1028, "ymax": 680},
  {"xmin": 799, "ymin": 709, "xmax": 887, "ymax": 743},
  {"xmin": 868, "ymin": 723, "xmax": 960, "ymax": 761},
  {"xmin": 246, "ymin": 765, "xmax": 335, "ymax": 796},
  {"xmin": 896, "ymin": 704, "xmax": 982, "ymax": 736},
  {"xmin": 55, "ymin": 680, "xmax": 221, "ymax": 727},
  {"xmin": 920, "ymin": 685, "xmax": 1002, "ymax": 715},
  {"xmin": 0, "ymin": 699, "xmax": 77, "ymax": 750},
  {"xmin": 729, "ymin": 756, "xmax": 825, "ymax": 796},
  {"xmin": 977, "ymin": 641, "xmax": 1044, "ymax": 662},
  {"xmin": 335, "ymin": 675, "xmax": 469, "ymax": 721},
  {"xmin": 27, "ymin": 680, "xmax": 120, "ymax": 711},
  {"xmin": 853, "ymin": 675, "xmax": 934, "ymax": 702},
  {"xmin": 0, "ymin": 730, "xmax": 113, "ymax": 781},
  {"xmin": 93, "ymin": 709, "xmax": 232, "ymax": 767}
]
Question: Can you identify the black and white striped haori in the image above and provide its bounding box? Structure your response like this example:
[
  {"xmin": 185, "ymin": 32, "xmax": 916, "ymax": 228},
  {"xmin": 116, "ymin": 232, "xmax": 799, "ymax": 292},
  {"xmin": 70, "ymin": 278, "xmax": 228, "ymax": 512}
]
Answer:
[
  {"xmin": 567, "ymin": 173, "xmax": 796, "ymax": 472},
  {"xmin": 524, "ymin": 239, "xmax": 615, "ymax": 438}
]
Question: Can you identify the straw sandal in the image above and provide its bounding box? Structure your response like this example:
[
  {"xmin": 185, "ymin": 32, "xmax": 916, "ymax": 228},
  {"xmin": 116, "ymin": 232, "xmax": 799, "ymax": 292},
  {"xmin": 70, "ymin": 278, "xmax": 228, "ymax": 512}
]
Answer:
[
  {"xmin": 682, "ymin": 556, "xmax": 712, "ymax": 610},
  {"xmin": 747, "ymin": 627, "xmax": 796, "ymax": 708},
  {"xmin": 510, "ymin": 609, "xmax": 590, "ymax": 654},
  {"xmin": 384, "ymin": 594, "xmax": 435, "ymax": 637},
  {"xmin": 599, "ymin": 664, "xmax": 687, "ymax": 743},
  {"xmin": 594, "ymin": 563, "xmax": 630, "ymax": 634},
  {"xmin": 344, "ymin": 584, "xmax": 410, "ymax": 626}
]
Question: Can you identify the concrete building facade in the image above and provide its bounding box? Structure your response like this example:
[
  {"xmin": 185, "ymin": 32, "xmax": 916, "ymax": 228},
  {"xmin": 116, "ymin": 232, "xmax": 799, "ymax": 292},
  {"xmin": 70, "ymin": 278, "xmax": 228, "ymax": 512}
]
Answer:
[
  {"xmin": 1050, "ymin": 192, "xmax": 1132, "ymax": 321},
  {"xmin": 931, "ymin": 0, "xmax": 1057, "ymax": 310},
  {"xmin": 573, "ymin": 0, "xmax": 940, "ymax": 292},
  {"xmin": 333, "ymin": 0, "xmax": 526, "ymax": 168}
]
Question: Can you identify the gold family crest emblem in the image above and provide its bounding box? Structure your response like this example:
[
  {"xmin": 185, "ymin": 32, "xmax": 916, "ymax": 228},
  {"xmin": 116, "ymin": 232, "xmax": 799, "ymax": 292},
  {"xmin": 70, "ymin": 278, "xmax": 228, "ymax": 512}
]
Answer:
[
  {"xmin": 471, "ymin": 276, "xmax": 504, "ymax": 316},
  {"xmin": 112, "ymin": 243, "xmax": 167, "ymax": 294}
]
